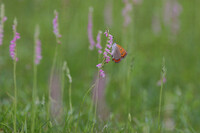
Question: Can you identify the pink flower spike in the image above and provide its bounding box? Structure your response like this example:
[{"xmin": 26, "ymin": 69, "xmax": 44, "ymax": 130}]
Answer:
[
  {"xmin": 35, "ymin": 39, "xmax": 42, "ymax": 65},
  {"xmin": 122, "ymin": 0, "xmax": 132, "ymax": 27},
  {"xmin": 105, "ymin": 58, "xmax": 110, "ymax": 63},
  {"xmin": 107, "ymin": 44, "xmax": 111, "ymax": 48},
  {"xmin": 9, "ymin": 19, "xmax": 20, "ymax": 61},
  {"xmin": 0, "ymin": 4, "xmax": 7, "ymax": 46},
  {"xmin": 103, "ymin": 51, "xmax": 107, "ymax": 57},
  {"xmin": 3, "ymin": 16, "xmax": 7, "ymax": 22},
  {"xmin": 104, "ymin": 31, "xmax": 108, "ymax": 37},
  {"xmin": 53, "ymin": 10, "xmax": 62, "ymax": 44},
  {"xmin": 88, "ymin": 7, "xmax": 95, "ymax": 50},
  {"xmin": 105, "ymin": 48, "xmax": 110, "ymax": 53},
  {"xmin": 96, "ymin": 31, "xmax": 102, "ymax": 50},
  {"xmin": 99, "ymin": 69, "xmax": 105, "ymax": 78},
  {"xmin": 96, "ymin": 63, "xmax": 102, "ymax": 68}
]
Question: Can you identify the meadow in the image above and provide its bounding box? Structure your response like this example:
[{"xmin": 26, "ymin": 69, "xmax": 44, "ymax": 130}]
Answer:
[{"xmin": 0, "ymin": 0, "xmax": 200, "ymax": 132}]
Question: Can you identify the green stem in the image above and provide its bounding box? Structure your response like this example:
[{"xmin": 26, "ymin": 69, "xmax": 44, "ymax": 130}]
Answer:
[
  {"xmin": 61, "ymin": 67, "xmax": 65, "ymax": 103},
  {"xmin": 76, "ymin": 84, "xmax": 95, "ymax": 132},
  {"xmin": 69, "ymin": 83, "xmax": 72, "ymax": 113},
  {"xmin": 13, "ymin": 59, "xmax": 17, "ymax": 133},
  {"xmin": 91, "ymin": 72, "xmax": 100, "ymax": 132},
  {"xmin": 31, "ymin": 62, "xmax": 37, "ymax": 133},
  {"xmin": 158, "ymin": 76, "xmax": 164, "ymax": 131}
]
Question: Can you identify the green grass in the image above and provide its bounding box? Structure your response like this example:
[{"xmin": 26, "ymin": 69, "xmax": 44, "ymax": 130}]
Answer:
[{"xmin": 0, "ymin": 0, "xmax": 200, "ymax": 132}]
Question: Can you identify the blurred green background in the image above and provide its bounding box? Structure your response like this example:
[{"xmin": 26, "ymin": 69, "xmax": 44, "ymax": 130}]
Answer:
[{"xmin": 0, "ymin": 0, "xmax": 200, "ymax": 132}]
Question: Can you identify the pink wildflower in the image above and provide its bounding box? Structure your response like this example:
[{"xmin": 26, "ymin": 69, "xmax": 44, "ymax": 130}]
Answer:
[
  {"xmin": 0, "ymin": 4, "xmax": 7, "ymax": 46},
  {"xmin": 88, "ymin": 7, "xmax": 95, "ymax": 50},
  {"xmin": 96, "ymin": 31, "xmax": 102, "ymax": 50},
  {"xmin": 35, "ymin": 40, "xmax": 42, "ymax": 65},
  {"xmin": 53, "ymin": 10, "xmax": 62, "ymax": 44},
  {"xmin": 163, "ymin": 0, "xmax": 182, "ymax": 35},
  {"xmin": 103, "ymin": 51, "xmax": 107, "ymax": 57},
  {"xmin": 96, "ymin": 63, "xmax": 102, "ymax": 68},
  {"xmin": 104, "ymin": 31, "xmax": 108, "ymax": 37},
  {"xmin": 9, "ymin": 19, "xmax": 20, "ymax": 61},
  {"xmin": 96, "ymin": 30, "xmax": 114, "ymax": 78},
  {"xmin": 99, "ymin": 69, "xmax": 105, "ymax": 78},
  {"xmin": 107, "ymin": 44, "xmax": 111, "ymax": 48},
  {"xmin": 105, "ymin": 56, "xmax": 111, "ymax": 63},
  {"xmin": 34, "ymin": 26, "xmax": 42, "ymax": 65},
  {"xmin": 105, "ymin": 48, "xmax": 110, "ymax": 54},
  {"xmin": 122, "ymin": 0, "xmax": 132, "ymax": 27}
]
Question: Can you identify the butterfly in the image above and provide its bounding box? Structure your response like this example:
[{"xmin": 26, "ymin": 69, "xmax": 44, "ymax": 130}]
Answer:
[{"xmin": 111, "ymin": 43, "xmax": 127, "ymax": 63}]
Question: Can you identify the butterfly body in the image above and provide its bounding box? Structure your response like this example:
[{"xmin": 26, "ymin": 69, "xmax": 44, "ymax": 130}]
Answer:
[{"xmin": 111, "ymin": 43, "xmax": 127, "ymax": 63}]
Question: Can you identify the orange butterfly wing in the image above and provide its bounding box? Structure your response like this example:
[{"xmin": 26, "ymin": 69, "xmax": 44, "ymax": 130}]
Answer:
[
  {"xmin": 116, "ymin": 44, "xmax": 127, "ymax": 58},
  {"xmin": 112, "ymin": 58, "xmax": 121, "ymax": 63}
]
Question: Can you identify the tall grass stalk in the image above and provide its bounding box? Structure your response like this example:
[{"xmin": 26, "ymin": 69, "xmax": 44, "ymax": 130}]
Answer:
[
  {"xmin": 62, "ymin": 61, "xmax": 73, "ymax": 112},
  {"xmin": 31, "ymin": 26, "xmax": 40, "ymax": 133},
  {"xmin": 158, "ymin": 58, "xmax": 166, "ymax": 131},
  {"xmin": 31, "ymin": 60, "xmax": 37, "ymax": 133},
  {"xmin": 69, "ymin": 81, "xmax": 72, "ymax": 113},
  {"xmin": 158, "ymin": 75, "xmax": 163, "ymax": 130},
  {"xmin": 76, "ymin": 83, "xmax": 95, "ymax": 131},
  {"xmin": 91, "ymin": 72, "xmax": 100, "ymax": 132},
  {"xmin": 47, "ymin": 45, "xmax": 58, "ymax": 124}
]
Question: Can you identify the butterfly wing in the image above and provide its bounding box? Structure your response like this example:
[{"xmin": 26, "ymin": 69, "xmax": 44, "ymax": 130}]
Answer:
[
  {"xmin": 111, "ymin": 43, "xmax": 121, "ymax": 60},
  {"xmin": 111, "ymin": 43, "xmax": 127, "ymax": 63},
  {"xmin": 112, "ymin": 58, "xmax": 121, "ymax": 63},
  {"xmin": 116, "ymin": 44, "xmax": 127, "ymax": 58}
]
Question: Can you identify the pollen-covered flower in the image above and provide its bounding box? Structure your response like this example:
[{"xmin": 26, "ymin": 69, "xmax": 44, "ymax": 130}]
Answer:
[
  {"xmin": 9, "ymin": 19, "xmax": 20, "ymax": 61},
  {"xmin": 34, "ymin": 26, "xmax": 42, "ymax": 65},
  {"xmin": 0, "ymin": 4, "xmax": 7, "ymax": 46},
  {"xmin": 88, "ymin": 7, "xmax": 95, "ymax": 50},
  {"xmin": 53, "ymin": 10, "xmax": 62, "ymax": 44}
]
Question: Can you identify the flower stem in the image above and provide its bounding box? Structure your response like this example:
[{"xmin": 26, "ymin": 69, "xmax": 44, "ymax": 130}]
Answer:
[
  {"xmin": 31, "ymin": 61, "xmax": 37, "ymax": 133},
  {"xmin": 76, "ymin": 84, "xmax": 95, "ymax": 132},
  {"xmin": 47, "ymin": 45, "xmax": 58, "ymax": 126},
  {"xmin": 91, "ymin": 71, "xmax": 100, "ymax": 132},
  {"xmin": 158, "ymin": 75, "xmax": 164, "ymax": 131},
  {"xmin": 13, "ymin": 59, "xmax": 17, "ymax": 133}
]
